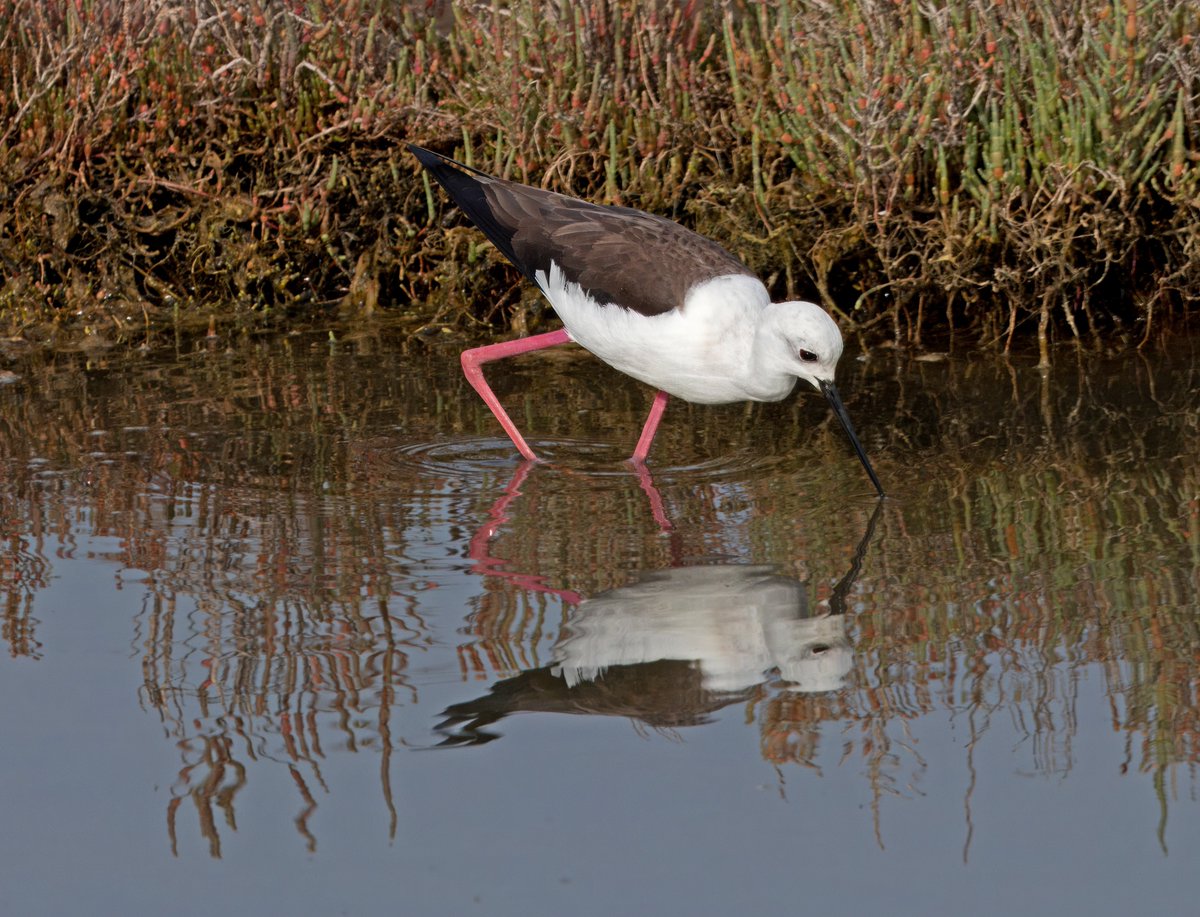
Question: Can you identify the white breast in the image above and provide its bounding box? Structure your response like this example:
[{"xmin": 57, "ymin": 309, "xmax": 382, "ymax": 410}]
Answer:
[{"xmin": 534, "ymin": 265, "xmax": 794, "ymax": 404}]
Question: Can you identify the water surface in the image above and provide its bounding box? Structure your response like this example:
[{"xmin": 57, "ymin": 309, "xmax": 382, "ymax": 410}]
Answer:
[{"xmin": 0, "ymin": 328, "xmax": 1197, "ymax": 916}]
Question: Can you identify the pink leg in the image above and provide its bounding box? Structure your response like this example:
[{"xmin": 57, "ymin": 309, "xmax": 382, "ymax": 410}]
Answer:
[
  {"xmin": 461, "ymin": 329, "xmax": 572, "ymax": 461},
  {"xmin": 630, "ymin": 389, "xmax": 669, "ymax": 462}
]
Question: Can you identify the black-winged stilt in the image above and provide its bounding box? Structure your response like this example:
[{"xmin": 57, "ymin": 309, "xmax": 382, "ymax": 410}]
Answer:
[{"xmin": 411, "ymin": 144, "xmax": 884, "ymax": 497}]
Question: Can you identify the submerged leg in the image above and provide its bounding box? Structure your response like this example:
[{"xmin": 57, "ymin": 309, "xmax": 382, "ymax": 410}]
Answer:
[
  {"xmin": 630, "ymin": 389, "xmax": 670, "ymax": 463},
  {"xmin": 460, "ymin": 329, "xmax": 572, "ymax": 461}
]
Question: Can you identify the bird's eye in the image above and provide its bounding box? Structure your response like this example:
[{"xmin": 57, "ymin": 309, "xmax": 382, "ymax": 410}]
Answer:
[{"xmin": 798, "ymin": 349, "xmax": 818, "ymax": 363}]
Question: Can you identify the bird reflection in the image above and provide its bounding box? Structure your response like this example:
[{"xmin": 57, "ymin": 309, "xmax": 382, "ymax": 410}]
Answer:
[
  {"xmin": 551, "ymin": 565, "xmax": 852, "ymax": 694},
  {"xmin": 439, "ymin": 502, "xmax": 881, "ymax": 747}
]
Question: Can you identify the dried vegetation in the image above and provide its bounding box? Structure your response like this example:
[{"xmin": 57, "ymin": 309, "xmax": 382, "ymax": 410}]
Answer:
[{"xmin": 0, "ymin": 0, "xmax": 1197, "ymax": 357}]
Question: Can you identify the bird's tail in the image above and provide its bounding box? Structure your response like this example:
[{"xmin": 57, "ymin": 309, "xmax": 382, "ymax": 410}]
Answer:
[{"xmin": 408, "ymin": 144, "xmax": 531, "ymax": 282}]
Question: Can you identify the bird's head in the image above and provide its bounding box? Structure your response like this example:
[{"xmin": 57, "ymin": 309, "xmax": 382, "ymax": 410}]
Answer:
[
  {"xmin": 762, "ymin": 301, "xmax": 884, "ymax": 497},
  {"xmin": 764, "ymin": 300, "xmax": 845, "ymax": 391}
]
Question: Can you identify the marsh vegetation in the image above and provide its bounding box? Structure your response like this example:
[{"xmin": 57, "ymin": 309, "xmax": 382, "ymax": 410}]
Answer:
[{"xmin": 0, "ymin": 0, "xmax": 1197, "ymax": 359}]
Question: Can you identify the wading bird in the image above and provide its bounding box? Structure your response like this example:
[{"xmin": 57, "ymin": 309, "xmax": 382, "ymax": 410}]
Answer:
[{"xmin": 411, "ymin": 144, "xmax": 883, "ymax": 496}]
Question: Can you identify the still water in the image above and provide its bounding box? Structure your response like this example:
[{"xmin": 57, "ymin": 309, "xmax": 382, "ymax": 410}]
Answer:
[{"xmin": 0, "ymin": 327, "xmax": 1197, "ymax": 916}]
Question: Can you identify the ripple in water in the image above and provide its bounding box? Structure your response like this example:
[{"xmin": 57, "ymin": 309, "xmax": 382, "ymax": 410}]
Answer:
[
  {"xmin": 390, "ymin": 436, "xmax": 608, "ymax": 478},
  {"xmin": 392, "ymin": 434, "xmax": 789, "ymax": 481},
  {"xmin": 378, "ymin": 436, "xmax": 798, "ymax": 523}
]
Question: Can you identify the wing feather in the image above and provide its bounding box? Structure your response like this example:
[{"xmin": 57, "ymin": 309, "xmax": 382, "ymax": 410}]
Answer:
[{"xmin": 411, "ymin": 145, "xmax": 754, "ymax": 316}]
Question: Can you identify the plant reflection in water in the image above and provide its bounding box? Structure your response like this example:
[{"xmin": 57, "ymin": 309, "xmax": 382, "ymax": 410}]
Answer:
[{"xmin": 3, "ymin": 332, "xmax": 1198, "ymax": 860}]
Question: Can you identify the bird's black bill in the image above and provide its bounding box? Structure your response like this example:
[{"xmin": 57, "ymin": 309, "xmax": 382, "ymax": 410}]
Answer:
[{"xmin": 819, "ymin": 380, "xmax": 884, "ymax": 498}]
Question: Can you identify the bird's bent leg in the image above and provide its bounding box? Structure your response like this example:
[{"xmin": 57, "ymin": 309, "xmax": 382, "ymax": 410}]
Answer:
[
  {"xmin": 630, "ymin": 389, "xmax": 670, "ymax": 463},
  {"xmin": 460, "ymin": 329, "xmax": 572, "ymax": 461}
]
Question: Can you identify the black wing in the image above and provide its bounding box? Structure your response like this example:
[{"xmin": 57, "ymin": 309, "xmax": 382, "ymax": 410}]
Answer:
[{"xmin": 410, "ymin": 145, "xmax": 755, "ymax": 316}]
